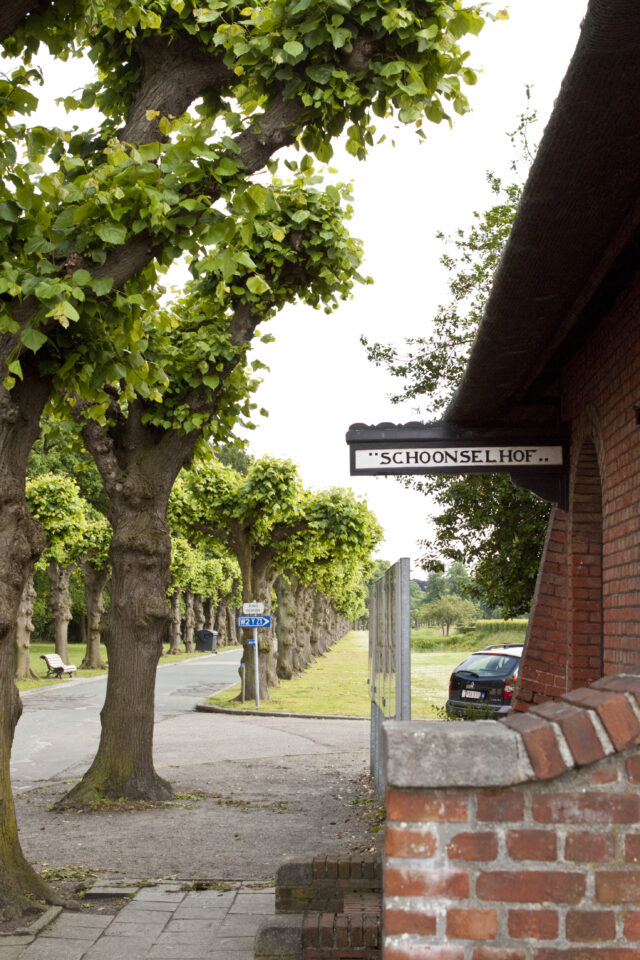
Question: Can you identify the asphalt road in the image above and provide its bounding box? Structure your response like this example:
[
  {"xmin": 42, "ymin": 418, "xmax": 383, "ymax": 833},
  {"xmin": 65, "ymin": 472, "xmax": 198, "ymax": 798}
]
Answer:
[{"xmin": 11, "ymin": 648, "xmax": 243, "ymax": 791}]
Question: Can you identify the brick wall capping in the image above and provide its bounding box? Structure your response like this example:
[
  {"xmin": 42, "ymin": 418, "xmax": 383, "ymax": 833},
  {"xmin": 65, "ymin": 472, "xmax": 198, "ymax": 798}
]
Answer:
[{"xmin": 383, "ymin": 720, "xmax": 534, "ymax": 789}]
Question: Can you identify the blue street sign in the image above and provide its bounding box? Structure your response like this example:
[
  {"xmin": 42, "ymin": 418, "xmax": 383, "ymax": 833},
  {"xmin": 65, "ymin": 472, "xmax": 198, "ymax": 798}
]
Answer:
[{"xmin": 237, "ymin": 615, "xmax": 271, "ymax": 629}]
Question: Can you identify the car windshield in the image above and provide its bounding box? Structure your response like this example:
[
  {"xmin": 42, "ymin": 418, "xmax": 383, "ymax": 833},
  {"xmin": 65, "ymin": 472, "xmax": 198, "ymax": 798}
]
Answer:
[{"xmin": 456, "ymin": 653, "xmax": 520, "ymax": 677}]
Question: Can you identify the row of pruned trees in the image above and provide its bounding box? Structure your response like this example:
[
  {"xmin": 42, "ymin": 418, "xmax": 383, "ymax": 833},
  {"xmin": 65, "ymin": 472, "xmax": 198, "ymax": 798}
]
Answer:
[
  {"xmin": 21, "ymin": 454, "xmax": 381, "ymax": 700},
  {"xmin": 171, "ymin": 455, "xmax": 382, "ymax": 699}
]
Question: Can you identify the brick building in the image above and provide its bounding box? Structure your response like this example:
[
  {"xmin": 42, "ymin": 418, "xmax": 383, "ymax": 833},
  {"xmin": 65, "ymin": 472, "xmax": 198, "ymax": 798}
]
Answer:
[{"xmin": 380, "ymin": 1, "xmax": 640, "ymax": 956}]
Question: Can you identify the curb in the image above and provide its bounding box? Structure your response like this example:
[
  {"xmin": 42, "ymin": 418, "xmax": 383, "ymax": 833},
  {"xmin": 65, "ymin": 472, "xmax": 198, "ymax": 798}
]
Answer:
[
  {"xmin": 0, "ymin": 905, "xmax": 64, "ymax": 940},
  {"xmin": 195, "ymin": 703, "xmax": 368, "ymax": 720}
]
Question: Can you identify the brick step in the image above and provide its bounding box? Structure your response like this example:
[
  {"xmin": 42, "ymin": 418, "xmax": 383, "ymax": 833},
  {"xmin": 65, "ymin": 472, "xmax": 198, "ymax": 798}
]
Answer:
[
  {"xmin": 276, "ymin": 854, "xmax": 382, "ymax": 914},
  {"xmin": 255, "ymin": 905, "xmax": 381, "ymax": 960},
  {"xmin": 256, "ymin": 854, "xmax": 382, "ymax": 960},
  {"xmin": 302, "ymin": 903, "xmax": 381, "ymax": 959}
]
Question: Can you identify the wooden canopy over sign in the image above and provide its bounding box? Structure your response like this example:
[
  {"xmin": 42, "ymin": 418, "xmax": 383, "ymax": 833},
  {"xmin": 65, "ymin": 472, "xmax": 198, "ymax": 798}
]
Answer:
[{"xmin": 346, "ymin": 421, "xmax": 569, "ymax": 509}]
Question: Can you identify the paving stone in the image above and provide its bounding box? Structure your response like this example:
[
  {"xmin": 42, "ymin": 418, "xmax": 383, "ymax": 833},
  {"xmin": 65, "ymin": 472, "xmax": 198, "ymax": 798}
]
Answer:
[
  {"xmin": 57, "ymin": 914, "xmax": 113, "ymax": 929},
  {"xmin": 133, "ymin": 886, "xmax": 186, "ymax": 903},
  {"xmin": 19, "ymin": 937, "xmax": 96, "ymax": 960},
  {"xmin": 152, "ymin": 932, "xmax": 216, "ymax": 948},
  {"xmin": 0, "ymin": 946, "xmax": 30, "ymax": 960},
  {"xmin": 164, "ymin": 919, "xmax": 221, "ymax": 934},
  {"xmin": 148, "ymin": 935, "xmax": 256, "ymax": 958},
  {"xmin": 171, "ymin": 904, "xmax": 231, "ymax": 920},
  {"xmin": 117, "ymin": 901, "xmax": 178, "ymax": 915},
  {"xmin": 40, "ymin": 923, "xmax": 103, "ymax": 942},
  {"xmin": 103, "ymin": 919, "xmax": 166, "ymax": 938},
  {"xmin": 217, "ymin": 914, "xmax": 269, "ymax": 936},
  {"xmin": 229, "ymin": 893, "xmax": 276, "ymax": 914},
  {"xmin": 82, "ymin": 936, "xmax": 155, "ymax": 960}
]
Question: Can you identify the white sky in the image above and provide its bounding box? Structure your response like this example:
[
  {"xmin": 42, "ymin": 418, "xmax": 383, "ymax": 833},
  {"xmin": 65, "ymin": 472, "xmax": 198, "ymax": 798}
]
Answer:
[
  {"xmin": 10, "ymin": 0, "xmax": 589, "ymax": 574},
  {"xmin": 240, "ymin": 0, "xmax": 588, "ymax": 573}
]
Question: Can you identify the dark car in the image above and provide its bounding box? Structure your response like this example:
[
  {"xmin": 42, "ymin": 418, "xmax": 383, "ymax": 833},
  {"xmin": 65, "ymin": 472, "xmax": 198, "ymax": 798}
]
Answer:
[{"xmin": 446, "ymin": 644, "xmax": 523, "ymax": 718}]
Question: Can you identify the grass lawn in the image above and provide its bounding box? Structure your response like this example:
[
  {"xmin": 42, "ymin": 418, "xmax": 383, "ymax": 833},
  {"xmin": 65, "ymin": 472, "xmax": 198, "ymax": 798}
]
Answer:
[
  {"xmin": 206, "ymin": 630, "xmax": 480, "ymax": 719},
  {"xmin": 17, "ymin": 641, "xmax": 225, "ymax": 693}
]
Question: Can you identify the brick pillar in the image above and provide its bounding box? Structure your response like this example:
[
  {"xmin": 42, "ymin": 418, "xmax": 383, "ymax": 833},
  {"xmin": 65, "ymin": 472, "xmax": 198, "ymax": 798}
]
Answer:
[
  {"xmin": 382, "ymin": 672, "xmax": 640, "ymax": 959},
  {"xmin": 568, "ymin": 438, "xmax": 603, "ymax": 687},
  {"xmin": 514, "ymin": 508, "xmax": 570, "ymax": 709}
]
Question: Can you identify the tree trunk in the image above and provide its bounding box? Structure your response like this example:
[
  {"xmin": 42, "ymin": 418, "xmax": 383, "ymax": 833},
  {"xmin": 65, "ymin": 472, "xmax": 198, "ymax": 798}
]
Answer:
[
  {"xmin": 215, "ymin": 602, "xmax": 228, "ymax": 647},
  {"xmin": 167, "ymin": 588, "xmax": 182, "ymax": 654},
  {"xmin": 77, "ymin": 613, "xmax": 88, "ymax": 648},
  {"xmin": 58, "ymin": 408, "xmax": 195, "ymax": 807},
  {"xmin": 0, "ymin": 360, "xmax": 64, "ymax": 916},
  {"xmin": 194, "ymin": 595, "xmax": 205, "ymax": 634},
  {"xmin": 235, "ymin": 544, "xmax": 275, "ymax": 702},
  {"xmin": 275, "ymin": 575, "xmax": 296, "ymax": 679},
  {"xmin": 295, "ymin": 583, "xmax": 314, "ymax": 672},
  {"xmin": 183, "ymin": 588, "xmax": 195, "ymax": 652},
  {"xmin": 205, "ymin": 597, "xmax": 216, "ymax": 632},
  {"xmin": 80, "ymin": 564, "xmax": 109, "ymax": 669},
  {"xmin": 310, "ymin": 591, "xmax": 327, "ymax": 659},
  {"xmin": 46, "ymin": 560, "xmax": 75, "ymax": 663},
  {"xmin": 227, "ymin": 605, "xmax": 238, "ymax": 645},
  {"xmin": 15, "ymin": 571, "xmax": 38, "ymax": 682}
]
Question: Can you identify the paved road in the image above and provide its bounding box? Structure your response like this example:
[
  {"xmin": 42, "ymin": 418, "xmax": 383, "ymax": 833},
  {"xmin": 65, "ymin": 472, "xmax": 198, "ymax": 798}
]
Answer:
[{"xmin": 11, "ymin": 648, "xmax": 243, "ymax": 791}]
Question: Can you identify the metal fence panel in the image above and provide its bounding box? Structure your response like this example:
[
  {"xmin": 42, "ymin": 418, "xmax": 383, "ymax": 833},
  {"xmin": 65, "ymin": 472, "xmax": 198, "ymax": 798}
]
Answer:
[{"xmin": 369, "ymin": 558, "xmax": 411, "ymax": 796}]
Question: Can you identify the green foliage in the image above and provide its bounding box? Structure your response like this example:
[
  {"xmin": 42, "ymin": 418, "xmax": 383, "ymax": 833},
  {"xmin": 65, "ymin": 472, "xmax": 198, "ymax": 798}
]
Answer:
[
  {"xmin": 172, "ymin": 454, "xmax": 381, "ymax": 617},
  {"xmin": 27, "ymin": 430, "xmax": 108, "ymax": 515},
  {"xmin": 26, "ymin": 473, "xmax": 111, "ymax": 594},
  {"xmin": 0, "ymin": 0, "xmax": 497, "ymax": 406},
  {"xmin": 469, "ymin": 617, "xmax": 528, "ymax": 638},
  {"xmin": 25, "ymin": 473, "xmax": 90, "ymax": 568},
  {"xmin": 420, "ymin": 592, "xmax": 478, "ymax": 635},
  {"xmin": 169, "ymin": 535, "xmax": 238, "ymax": 601},
  {"xmin": 419, "ymin": 473, "xmax": 549, "ymax": 615}
]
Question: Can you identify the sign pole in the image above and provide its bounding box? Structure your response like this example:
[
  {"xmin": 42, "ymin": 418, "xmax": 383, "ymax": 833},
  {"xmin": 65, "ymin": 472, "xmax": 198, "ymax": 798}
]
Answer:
[{"xmin": 253, "ymin": 627, "xmax": 260, "ymax": 708}]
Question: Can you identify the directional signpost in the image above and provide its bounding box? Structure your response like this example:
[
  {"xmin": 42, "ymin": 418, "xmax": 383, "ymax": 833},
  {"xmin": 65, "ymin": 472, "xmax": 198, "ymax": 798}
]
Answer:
[
  {"xmin": 237, "ymin": 615, "xmax": 271, "ymax": 629},
  {"xmin": 237, "ymin": 606, "xmax": 272, "ymax": 708}
]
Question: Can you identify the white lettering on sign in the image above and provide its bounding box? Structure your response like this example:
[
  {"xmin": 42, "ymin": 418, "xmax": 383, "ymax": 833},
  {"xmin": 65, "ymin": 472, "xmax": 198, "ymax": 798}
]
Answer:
[
  {"xmin": 354, "ymin": 445, "xmax": 563, "ymax": 472},
  {"xmin": 243, "ymin": 602, "xmax": 265, "ymax": 615}
]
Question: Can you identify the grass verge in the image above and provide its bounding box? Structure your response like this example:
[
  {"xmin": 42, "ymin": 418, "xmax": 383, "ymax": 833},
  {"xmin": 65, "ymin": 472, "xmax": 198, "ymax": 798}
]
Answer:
[
  {"xmin": 205, "ymin": 630, "xmax": 484, "ymax": 719},
  {"xmin": 17, "ymin": 642, "xmax": 227, "ymax": 692}
]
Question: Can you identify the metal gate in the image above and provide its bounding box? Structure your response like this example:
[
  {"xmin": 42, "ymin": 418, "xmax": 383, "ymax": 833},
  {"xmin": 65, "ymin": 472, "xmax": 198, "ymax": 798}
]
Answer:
[{"xmin": 369, "ymin": 558, "xmax": 411, "ymax": 797}]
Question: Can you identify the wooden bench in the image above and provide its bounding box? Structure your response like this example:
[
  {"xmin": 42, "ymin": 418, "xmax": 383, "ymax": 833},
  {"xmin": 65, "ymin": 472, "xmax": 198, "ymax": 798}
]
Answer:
[{"xmin": 40, "ymin": 653, "xmax": 77, "ymax": 679}]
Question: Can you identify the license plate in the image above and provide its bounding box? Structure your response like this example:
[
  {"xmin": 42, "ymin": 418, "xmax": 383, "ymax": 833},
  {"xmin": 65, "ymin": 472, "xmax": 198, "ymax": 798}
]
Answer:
[{"xmin": 461, "ymin": 689, "xmax": 482, "ymax": 699}]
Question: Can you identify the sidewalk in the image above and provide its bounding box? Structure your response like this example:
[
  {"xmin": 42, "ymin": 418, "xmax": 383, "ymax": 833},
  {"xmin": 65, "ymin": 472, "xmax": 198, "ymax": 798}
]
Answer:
[{"xmin": 0, "ymin": 881, "xmax": 275, "ymax": 960}]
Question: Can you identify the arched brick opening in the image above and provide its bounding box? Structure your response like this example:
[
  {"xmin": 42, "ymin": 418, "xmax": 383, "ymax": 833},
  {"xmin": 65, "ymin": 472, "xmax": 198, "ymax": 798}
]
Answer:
[{"xmin": 568, "ymin": 437, "xmax": 603, "ymax": 687}]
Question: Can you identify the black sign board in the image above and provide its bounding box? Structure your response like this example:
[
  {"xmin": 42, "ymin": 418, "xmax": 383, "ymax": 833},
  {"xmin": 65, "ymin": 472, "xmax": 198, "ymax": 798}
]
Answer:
[{"xmin": 346, "ymin": 421, "xmax": 569, "ymax": 508}]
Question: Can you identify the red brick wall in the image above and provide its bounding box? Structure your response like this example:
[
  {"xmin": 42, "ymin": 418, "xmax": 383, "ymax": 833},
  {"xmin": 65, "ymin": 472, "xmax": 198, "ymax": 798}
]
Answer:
[
  {"xmin": 383, "ymin": 673, "xmax": 640, "ymax": 959},
  {"xmin": 515, "ymin": 272, "xmax": 640, "ymax": 707}
]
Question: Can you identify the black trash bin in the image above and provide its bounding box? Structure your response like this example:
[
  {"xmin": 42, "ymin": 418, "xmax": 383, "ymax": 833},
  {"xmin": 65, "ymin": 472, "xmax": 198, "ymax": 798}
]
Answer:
[{"xmin": 195, "ymin": 629, "xmax": 218, "ymax": 652}]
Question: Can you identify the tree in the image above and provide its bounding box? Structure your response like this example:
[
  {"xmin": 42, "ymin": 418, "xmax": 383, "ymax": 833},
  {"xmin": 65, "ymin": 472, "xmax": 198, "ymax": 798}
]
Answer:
[
  {"xmin": 422, "ymin": 593, "xmax": 477, "ymax": 635},
  {"xmin": 0, "ymin": 0, "xmax": 497, "ymax": 919},
  {"xmin": 25, "ymin": 473, "xmax": 91, "ymax": 662},
  {"xmin": 364, "ymin": 111, "xmax": 548, "ymax": 615},
  {"xmin": 174, "ymin": 456, "xmax": 381, "ymax": 699},
  {"xmin": 55, "ymin": 175, "xmax": 367, "ymax": 809},
  {"xmin": 79, "ymin": 504, "xmax": 111, "ymax": 669}
]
